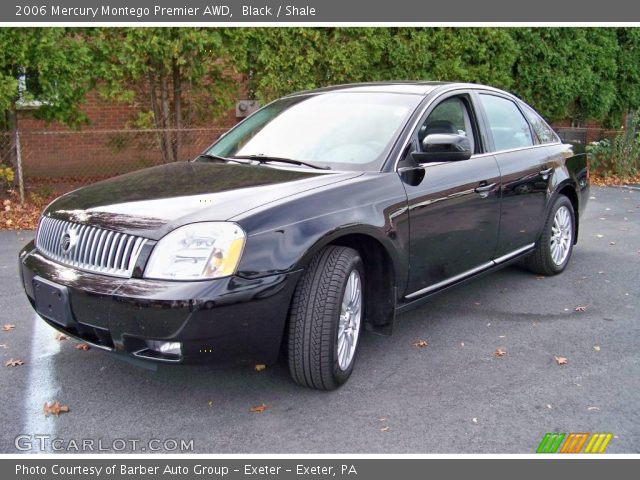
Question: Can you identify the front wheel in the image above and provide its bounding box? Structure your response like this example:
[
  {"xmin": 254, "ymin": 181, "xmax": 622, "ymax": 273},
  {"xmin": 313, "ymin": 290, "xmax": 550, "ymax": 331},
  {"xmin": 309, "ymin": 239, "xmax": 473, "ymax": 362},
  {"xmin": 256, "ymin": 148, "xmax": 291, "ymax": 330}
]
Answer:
[
  {"xmin": 287, "ymin": 246, "xmax": 364, "ymax": 390},
  {"xmin": 525, "ymin": 195, "xmax": 575, "ymax": 276}
]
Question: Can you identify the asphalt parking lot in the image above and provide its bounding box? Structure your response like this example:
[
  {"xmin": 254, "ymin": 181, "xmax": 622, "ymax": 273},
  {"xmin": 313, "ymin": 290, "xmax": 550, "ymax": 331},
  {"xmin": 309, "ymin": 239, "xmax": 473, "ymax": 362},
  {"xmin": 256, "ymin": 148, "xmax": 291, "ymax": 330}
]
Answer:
[{"xmin": 0, "ymin": 186, "xmax": 638, "ymax": 454}]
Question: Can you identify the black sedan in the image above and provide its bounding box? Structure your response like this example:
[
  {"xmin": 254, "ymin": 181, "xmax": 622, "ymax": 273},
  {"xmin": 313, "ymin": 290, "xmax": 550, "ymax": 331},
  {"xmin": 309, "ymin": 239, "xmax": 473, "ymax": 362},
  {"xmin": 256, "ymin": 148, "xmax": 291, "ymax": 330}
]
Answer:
[{"xmin": 19, "ymin": 82, "xmax": 589, "ymax": 390}]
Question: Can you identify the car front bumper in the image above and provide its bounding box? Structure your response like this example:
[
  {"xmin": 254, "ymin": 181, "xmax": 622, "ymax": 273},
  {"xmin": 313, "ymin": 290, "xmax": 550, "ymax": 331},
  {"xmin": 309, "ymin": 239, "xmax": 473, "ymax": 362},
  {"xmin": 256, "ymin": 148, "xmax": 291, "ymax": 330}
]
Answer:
[{"xmin": 19, "ymin": 241, "xmax": 302, "ymax": 365}]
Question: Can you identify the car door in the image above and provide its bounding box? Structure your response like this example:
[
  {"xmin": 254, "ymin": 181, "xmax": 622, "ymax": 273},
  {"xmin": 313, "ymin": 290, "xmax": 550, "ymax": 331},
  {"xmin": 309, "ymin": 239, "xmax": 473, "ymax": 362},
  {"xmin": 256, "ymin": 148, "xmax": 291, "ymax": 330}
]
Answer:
[
  {"xmin": 399, "ymin": 92, "xmax": 502, "ymax": 297},
  {"xmin": 475, "ymin": 92, "xmax": 554, "ymax": 257}
]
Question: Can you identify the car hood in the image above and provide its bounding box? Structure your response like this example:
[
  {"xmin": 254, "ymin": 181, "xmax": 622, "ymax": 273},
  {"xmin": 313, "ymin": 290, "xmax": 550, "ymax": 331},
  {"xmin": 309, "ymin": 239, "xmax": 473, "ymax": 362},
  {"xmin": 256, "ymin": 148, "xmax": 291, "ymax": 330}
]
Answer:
[{"xmin": 44, "ymin": 162, "xmax": 362, "ymax": 240}]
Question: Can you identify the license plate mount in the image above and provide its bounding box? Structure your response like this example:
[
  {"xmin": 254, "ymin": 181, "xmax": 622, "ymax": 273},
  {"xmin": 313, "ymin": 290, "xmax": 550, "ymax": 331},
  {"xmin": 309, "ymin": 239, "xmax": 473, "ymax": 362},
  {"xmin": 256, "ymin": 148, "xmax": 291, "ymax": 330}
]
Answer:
[{"xmin": 33, "ymin": 276, "xmax": 73, "ymax": 328}]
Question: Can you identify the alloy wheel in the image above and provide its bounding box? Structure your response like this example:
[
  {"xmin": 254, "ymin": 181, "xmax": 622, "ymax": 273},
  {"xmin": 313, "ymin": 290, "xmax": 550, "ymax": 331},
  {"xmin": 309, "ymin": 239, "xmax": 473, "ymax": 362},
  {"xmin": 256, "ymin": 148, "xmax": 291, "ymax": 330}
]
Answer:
[{"xmin": 337, "ymin": 270, "xmax": 362, "ymax": 371}]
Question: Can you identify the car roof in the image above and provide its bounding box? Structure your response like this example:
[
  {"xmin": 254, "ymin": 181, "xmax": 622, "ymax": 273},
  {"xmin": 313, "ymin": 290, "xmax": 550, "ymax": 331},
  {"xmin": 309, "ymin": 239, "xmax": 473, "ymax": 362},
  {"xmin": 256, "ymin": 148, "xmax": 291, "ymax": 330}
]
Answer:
[{"xmin": 285, "ymin": 81, "xmax": 495, "ymax": 97}]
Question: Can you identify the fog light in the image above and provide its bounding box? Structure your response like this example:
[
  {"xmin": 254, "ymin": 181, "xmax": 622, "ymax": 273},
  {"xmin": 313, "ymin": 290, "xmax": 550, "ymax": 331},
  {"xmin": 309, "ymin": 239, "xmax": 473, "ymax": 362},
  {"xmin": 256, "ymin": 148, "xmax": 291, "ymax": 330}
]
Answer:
[{"xmin": 147, "ymin": 340, "xmax": 182, "ymax": 356}]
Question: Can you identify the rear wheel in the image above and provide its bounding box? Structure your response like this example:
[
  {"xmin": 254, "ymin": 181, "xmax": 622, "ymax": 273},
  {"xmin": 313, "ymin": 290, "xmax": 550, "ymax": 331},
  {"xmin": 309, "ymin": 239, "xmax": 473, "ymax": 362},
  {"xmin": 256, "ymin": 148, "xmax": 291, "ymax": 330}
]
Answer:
[
  {"xmin": 287, "ymin": 246, "xmax": 364, "ymax": 390},
  {"xmin": 525, "ymin": 195, "xmax": 575, "ymax": 276}
]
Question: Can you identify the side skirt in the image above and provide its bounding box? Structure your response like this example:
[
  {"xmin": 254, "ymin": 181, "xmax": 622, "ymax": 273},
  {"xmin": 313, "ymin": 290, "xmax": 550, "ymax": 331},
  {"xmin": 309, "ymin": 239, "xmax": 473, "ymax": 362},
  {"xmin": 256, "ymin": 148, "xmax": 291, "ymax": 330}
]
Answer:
[{"xmin": 396, "ymin": 244, "xmax": 535, "ymax": 315}]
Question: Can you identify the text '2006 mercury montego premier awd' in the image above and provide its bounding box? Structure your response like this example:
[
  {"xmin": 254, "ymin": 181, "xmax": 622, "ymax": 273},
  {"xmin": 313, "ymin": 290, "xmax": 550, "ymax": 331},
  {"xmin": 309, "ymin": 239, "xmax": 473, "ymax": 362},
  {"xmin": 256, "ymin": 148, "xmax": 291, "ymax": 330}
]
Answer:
[{"xmin": 19, "ymin": 82, "xmax": 589, "ymax": 390}]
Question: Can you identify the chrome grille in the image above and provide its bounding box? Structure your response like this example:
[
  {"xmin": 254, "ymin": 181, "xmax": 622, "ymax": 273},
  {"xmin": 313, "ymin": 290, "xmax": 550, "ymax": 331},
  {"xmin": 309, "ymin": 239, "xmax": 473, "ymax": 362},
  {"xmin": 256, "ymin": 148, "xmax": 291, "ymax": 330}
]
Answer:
[{"xmin": 36, "ymin": 217, "xmax": 148, "ymax": 278}]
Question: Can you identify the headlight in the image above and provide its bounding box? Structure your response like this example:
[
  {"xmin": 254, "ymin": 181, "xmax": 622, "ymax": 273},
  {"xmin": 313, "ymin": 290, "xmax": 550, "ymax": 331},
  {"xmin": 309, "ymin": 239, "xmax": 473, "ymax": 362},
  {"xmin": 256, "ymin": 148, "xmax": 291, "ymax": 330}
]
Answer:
[{"xmin": 144, "ymin": 222, "xmax": 245, "ymax": 280}]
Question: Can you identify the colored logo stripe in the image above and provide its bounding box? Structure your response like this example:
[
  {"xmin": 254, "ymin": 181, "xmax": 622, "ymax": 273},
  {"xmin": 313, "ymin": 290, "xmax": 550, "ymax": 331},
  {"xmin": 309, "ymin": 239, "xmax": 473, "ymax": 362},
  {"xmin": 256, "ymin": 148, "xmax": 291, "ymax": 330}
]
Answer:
[
  {"xmin": 537, "ymin": 433, "xmax": 613, "ymax": 453},
  {"xmin": 537, "ymin": 433, "xmax": 565, "ymax": 453},
  {"xmin": 584, "ymin": 433, "xmax": 613, "ymax": 453},
  {"xmin": 560, "ymin": 433, "xmax": 589, "ymax": 453}
]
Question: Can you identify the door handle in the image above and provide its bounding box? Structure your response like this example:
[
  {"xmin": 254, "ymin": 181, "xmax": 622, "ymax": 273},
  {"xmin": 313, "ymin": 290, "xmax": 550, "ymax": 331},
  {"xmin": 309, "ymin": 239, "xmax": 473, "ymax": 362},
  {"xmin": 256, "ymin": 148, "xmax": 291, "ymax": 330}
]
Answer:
[
  {"xmin": 474, "ymin": 182, "xmax": 496, "ymax": 193},
  {"xmin": 539, "ymin": 167, "xmax": 553, "ymax": 176}
]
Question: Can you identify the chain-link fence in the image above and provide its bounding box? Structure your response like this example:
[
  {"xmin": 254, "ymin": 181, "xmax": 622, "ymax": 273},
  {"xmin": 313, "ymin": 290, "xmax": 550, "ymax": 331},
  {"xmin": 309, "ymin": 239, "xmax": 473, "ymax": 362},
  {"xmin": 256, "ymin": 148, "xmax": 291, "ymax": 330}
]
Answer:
[
  {"xmin": 1, "ymin": 127, "xmax": 227, "ymax": 201},
  {"xmin": 0, "ymin": 125, "xmax": 628, "ymax": 205}
]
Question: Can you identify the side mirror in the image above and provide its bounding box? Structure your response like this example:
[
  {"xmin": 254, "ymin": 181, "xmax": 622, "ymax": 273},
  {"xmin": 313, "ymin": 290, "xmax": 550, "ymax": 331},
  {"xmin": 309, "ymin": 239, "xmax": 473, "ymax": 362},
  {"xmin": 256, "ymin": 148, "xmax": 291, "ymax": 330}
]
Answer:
[{"xmin": 411, "ymin": 134, "xmax": 472, "ymax": 163}]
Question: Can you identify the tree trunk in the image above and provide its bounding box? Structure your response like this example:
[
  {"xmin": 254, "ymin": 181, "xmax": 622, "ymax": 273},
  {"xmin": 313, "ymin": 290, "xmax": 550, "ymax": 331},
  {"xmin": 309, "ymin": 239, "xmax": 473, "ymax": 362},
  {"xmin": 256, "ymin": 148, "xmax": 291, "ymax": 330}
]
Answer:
[
  {"xmin": 149, "ymin": 73, "xmax": 172, "ymax": 165},
  {"xmin": 172, "ymin": 59, "xmax": 182, "ymax": 162},
  {"xmin": 5, "ymin": 107, "xmax": 23, "ymax": 199},
  {"xmin": 160, "ymin": 72, "xmax": 176, "ymax": 164}
]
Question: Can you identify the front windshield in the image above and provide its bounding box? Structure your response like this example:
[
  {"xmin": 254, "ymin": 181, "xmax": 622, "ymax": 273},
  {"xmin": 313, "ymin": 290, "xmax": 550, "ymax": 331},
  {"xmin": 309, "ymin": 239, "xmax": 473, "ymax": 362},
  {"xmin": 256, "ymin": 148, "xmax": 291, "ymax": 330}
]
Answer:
[{"xmin": 204, "ymin": 92, "xmax": 422, "ymax": 171}]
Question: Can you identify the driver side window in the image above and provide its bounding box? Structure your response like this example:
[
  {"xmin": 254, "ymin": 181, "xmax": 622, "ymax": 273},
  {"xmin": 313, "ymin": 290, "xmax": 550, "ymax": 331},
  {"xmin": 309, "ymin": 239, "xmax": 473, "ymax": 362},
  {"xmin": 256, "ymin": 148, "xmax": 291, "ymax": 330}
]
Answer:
[{"xmin": 419, "ymin": 97, "xmax": 477, "ymax": 154}]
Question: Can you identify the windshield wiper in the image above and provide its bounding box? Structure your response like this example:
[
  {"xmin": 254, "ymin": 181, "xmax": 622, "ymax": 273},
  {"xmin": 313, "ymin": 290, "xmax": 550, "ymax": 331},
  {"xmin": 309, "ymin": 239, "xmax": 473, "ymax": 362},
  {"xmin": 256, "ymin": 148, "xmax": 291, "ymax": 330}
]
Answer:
[
  {"xmin": 231, "ymin": 155, "xmax": 331, "ymax": 170},
  {"xmin": 196, "ymin": 153, "xmax": 253, "ymax": 165}
]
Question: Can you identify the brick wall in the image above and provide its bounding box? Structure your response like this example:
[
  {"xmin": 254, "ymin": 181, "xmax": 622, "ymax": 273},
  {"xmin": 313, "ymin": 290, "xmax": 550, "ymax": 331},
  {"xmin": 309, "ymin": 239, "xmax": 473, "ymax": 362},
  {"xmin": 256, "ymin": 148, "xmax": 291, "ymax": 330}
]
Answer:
[
  {"xmin": 16, "ymin": 91, "xmax": 239, "ymax": 180},
  {"xmin": 551, "ymin": 120, "xmax": 622, "ymax": 144}
]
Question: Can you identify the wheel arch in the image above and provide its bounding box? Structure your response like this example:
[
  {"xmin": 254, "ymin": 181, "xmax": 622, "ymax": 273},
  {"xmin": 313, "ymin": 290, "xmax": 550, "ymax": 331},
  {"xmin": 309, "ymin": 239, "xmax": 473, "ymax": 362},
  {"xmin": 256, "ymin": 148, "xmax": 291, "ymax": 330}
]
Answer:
[{"xmin": 294, "ymin": 228, "xmax": 401, "ymax": 331}]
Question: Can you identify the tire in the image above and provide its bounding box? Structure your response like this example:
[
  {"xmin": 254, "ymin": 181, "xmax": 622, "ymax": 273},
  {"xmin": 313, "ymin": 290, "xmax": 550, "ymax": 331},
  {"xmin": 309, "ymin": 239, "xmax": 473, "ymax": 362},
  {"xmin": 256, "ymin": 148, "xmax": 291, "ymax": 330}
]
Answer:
[
  {"xmin": 287, "ymin": 246, "xmax": 364, "ymax": 390},
  {"xmin": 525, "ymin": 195, "xmax": 575, "ymax": 276}
]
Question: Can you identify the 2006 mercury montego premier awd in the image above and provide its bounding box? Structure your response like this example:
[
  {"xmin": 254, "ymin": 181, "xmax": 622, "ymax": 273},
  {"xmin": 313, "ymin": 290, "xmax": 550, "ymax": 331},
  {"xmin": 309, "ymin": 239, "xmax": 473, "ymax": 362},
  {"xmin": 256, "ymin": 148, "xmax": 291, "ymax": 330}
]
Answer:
[{"xmin": 19, "ymin": 82, "xmax": 589, "ymax": 390}]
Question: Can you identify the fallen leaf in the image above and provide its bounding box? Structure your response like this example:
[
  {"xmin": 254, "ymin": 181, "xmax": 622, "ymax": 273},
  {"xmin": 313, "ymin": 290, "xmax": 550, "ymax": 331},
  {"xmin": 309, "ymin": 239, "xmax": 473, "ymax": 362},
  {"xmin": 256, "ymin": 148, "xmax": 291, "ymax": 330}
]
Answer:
[
  {"xmin": 55, "ymin": 333, "xmax": 68, "ymax": 341},
  {"xmin": 594, "ymin": 345, "xmax": 601, "ymax": 352},
  {"xmin": 254, "ymin": 364, "xmax": 266, "ymax": 372},
  {"xmin": 380, "ymin": 426, "xmax": 390, "ymax": 432},
  {"xmin": 494, "ymin": 348, "xmax": 507, "ymax": 357},
  {"xmin": 208, "ymin": 400, "xmax": 214, "ymax": 408},
  {"xmin": 43, "ymin": 401, "xmax": 70, "ymax": 417},
  {"xmin": 472, "ymin": 417, "xmax": 478, "ymax": 423},
  {"xmin": 554, "ymin": 356, "xmax": 568, "ymax": 365},
  {"xmin": 250, "ymin": 403, "xmax": 268, "ymax": 413},
  {"xmin": 587, "ymin": 406, "xmax": 600, "ymax": 411},
  {"xmin": 575, "ymin": 306, "xmax": 587, "ymax": 312},
  {"xmin": 74, "ymin": 343, "xmax": 90, "ymax": 351},
  {"xmin": 2, "ymin": 324, "xmax": 15, "ymax": 332},
  {"xmin": 5, "ymin": 358, "xmax": 24, "ymax": 367},
  {"xmin": 412, "ymin": 340, "xmax": 428, "ymax": 348}
]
